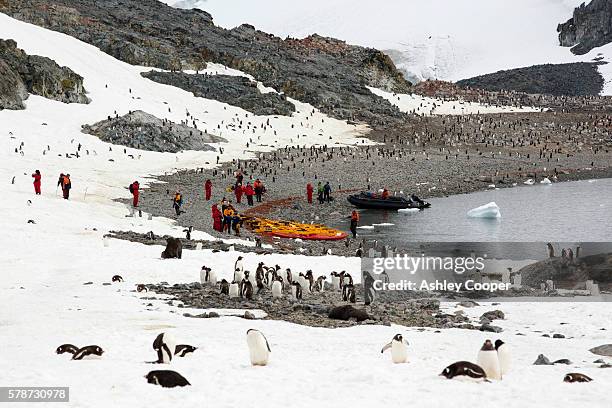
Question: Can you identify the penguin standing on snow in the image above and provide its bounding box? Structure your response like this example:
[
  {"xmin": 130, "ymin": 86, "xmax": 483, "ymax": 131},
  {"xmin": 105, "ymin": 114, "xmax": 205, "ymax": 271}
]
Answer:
[
  {"xmin": 153, "ymin": 332, "xmax": 176, "ymax": 364},
  {"xmin": 234, "ymin": 256, "xmax": 244, "ymax": 276},
  {"xmin": 495, "ymin": 339, "xmax": 511, "ymax": 375},
  {"xmin": 200, "ymin": 266, "xmax": 216, "ymax": 285},
  {"xmin": 381, "ymin": 334, "xmax": 409, "ymax": 364},
  {"xmin": 440, "ymin": 361, "xmax": 488, "ymax": 381},
  {"xmin": 477, "ymin": 340, "xmax": 501, "ymax": 380},
  {"xmin": 246, "ymin": 329, "xmax": 271, "ymax": 366}
]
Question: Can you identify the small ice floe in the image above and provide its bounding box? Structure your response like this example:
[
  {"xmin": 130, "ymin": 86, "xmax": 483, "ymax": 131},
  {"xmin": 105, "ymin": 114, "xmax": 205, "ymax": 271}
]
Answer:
[
  {"xmin": 524, "ymin": 179, "xmax": 535, "ymax": 185},
  {"xmin": 373, "ymin": 223, "xmax": 394, "ymax": 229},
  {"xmin": 357, "ymin": 225, "xmax": 375, "ymax": 230},
  {"xmin": 540, "ymin": 177, "xmax": 552, "ymax": 185},
  {"xmin": 398, "ymin": 208, "xmax": 420, "ymax": 215},
  {"xmin": 467, "ymin": 202, "xmax": 501, "ymax": 219},
  {"xmin": 487, "ymin": 184, "xmax": 496, "ymax": 189}
]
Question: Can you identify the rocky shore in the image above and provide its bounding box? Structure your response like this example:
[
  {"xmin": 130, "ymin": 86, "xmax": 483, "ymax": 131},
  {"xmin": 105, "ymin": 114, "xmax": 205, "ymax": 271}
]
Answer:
[
  {"xmin": 140, "ymin": 281, "xmax": 505, "ymax": 330},
  {"xmin": 129, "ymin": 110, "xmax": 612, "ymax": 255}
]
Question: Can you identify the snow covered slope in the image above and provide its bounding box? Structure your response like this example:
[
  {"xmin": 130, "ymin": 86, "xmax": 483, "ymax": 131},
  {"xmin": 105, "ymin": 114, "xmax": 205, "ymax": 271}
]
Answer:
[{"xmin": 164, "ymin": 0, "xmax": 612, "ymax": 94}]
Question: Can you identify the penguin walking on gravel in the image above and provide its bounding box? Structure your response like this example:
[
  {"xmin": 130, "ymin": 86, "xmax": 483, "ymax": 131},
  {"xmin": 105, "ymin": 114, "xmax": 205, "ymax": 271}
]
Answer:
[
  {"xmin": 477, "ymin": 340, "xmax": 502, "ymax": 380},
  {"xmin": 495, "ymin": 339, "xmax": 511, "ymax": 375},
  {"xmin": 246, "ymin": 329, "xmax": 271, "ymax": 366},
  {"xmin": 153, "ymin": 332, "xmax": 176, "ymax": 364},
  {"xmin": 381, "ymin": 334, "xmax": 409, "ymax": 364},
  {"xmin": 271, "ymin": 277, "xmax": 283, "ymax": 298}
]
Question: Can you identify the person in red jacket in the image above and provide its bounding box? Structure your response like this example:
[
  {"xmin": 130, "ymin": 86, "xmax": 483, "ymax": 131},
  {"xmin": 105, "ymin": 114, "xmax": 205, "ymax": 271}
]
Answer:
[
  {"xmin": 306, "ymin": 182, "xmax": 314, "ymax": 204},
  {"xmin": 234, "ymin": 183, "xmax": 243, "ymax": 204},
  {"xmin": 244, "ymin": 182, "xmax": 255, "ymax": 206},
  {"xmin": 130, "ymin": 181, "xmax": 140, "ymax": 207},
  {"xmin": 212, "ymin": 204, "xmax": 222, "ymax": 232},
  {"xmin": 32, "ymin": 170, "xmax": 41, "ymax": 195},
  {"xmin": 204, "ymin": 179, "xmax": 212, "ymax": 201}
]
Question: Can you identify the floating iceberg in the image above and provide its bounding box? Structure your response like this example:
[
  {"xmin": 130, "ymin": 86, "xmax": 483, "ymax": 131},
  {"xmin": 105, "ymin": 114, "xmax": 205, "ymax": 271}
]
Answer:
[
  {"xmin": 398, "ymin": 208, "xmax": 420, "ymax": 214},
  {"xmin": 467, "ymin": 202, "xmax": 501, "ymax": 218}
]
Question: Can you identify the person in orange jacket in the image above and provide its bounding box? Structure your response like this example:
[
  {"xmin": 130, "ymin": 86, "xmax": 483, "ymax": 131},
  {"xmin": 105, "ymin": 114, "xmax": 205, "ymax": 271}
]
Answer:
[
  {"xmin": 204, "ymin": 179, "xmax": 212, "ymax": 201},
  {"xmin": 306, "ymin": 182, "xmax": 314, "ymax": 204},
  {"xmin": 381, "ymin": 188, "xmax": 389, "ymax": 199},
  {"xmin": 350, "ymin": 210, "xmax": 360, "ymax": 238},
  {"xmin": 61, "ymin": 174, "xmax": 71, "ymax": 200},
  {"xmin": 129, "ymin": 181, "xmax": 140, "ymax": 207},
  {"xmin": 32, "ymin": 170, "xmax": 41, "ymax": 195}
]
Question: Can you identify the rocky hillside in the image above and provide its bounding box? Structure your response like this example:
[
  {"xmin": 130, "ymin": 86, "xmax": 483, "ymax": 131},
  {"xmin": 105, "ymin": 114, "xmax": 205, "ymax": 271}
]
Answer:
[
  {"xmin": 0, "ymin": 0, "xmax": 410, "ymax": 127},
  {"xmin": 141, "ymin": 71, "xmax": 295, "ymax": 116},
  {"xmin": 558, "ymin": 0, "xmax": 612, "ymax": 55},
  {"xmin": 456, "ymin": 62, "xmax": 605, "ymax": 96},
  {"xmin": 0, "ymin": 38, "xmax": 89, "ymax": 109},
  {"xmin": 519, "ymin": 252, "xmax": 612, "ymax": 290},
  {"xmin": 81, "ymin": 110, "xmax": 226, "ymax": 153}
]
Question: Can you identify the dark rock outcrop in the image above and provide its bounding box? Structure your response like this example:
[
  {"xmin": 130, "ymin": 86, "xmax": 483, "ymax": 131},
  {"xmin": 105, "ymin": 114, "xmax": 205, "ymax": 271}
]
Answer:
[
  {"xmin": 456, "ymin": 62, "xmax": 604, "ymax": 96},
  {"xmin": 519, "ymin": 252, "xmax": 612, "ymax": 290},
  {"xmin": 0, "ymin": 58, "xmax": 28, "ymax": 109},
  {"xmin": 0, "ymin": 38, "xmax": 89, "ymax": 108},
  {"xmin": 558, "ymin": 0, "xmax": 612, "ymax": 55},
  {"xmin": 0, "ymin": 1, "xmax": 410, "ymax": 126},
  {"xmin": 81, "ymin": 110, "xmax": 225, "ymax": 153},
  {"xmin": 141, "ymin": 71, "xmax": 295, "ymax": 116}
]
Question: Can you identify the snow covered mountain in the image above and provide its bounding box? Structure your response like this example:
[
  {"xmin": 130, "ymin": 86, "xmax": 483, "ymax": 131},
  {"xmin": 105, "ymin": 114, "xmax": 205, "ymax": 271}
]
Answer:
[{"xmin": 163, "ymin": 0, "xmax": 612, "ymax": 93}]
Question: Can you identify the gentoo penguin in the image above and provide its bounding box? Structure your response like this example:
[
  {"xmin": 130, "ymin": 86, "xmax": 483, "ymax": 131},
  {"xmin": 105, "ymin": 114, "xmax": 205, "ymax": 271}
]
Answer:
[
  {"xmin": 246, "ymin": 329, "xmax": 271, "ymax": 366},
  {"xmin": 153, "ymin": 332, "xmax": 176, "ymax": 364},
  {"xmin": 330, "ymin": 272, "xmax": 341, "ymax": 291},
  {"xmin": 297, "ymin": 273, "xmax": 309, "ymax": 293},
  {"xmin": 440, "ymin": 361, "xmax": 488, "ymax": 381},
  {"xmin": 477, "ymin": 340, "xmax": 502, "ymax": 380},
  {"xmin": 112, "ymin": 275, "xmax": 123, "ymax": 282},
  {"xmin": 341, "ymin": 271, "xmax": 353, "ymax": 286},
  {"xmin": 175, "ymin": 344, "xmax": 197, "ymax": 357},
  {"xmin": 145, "ymin": 370, "xmax": 190, "ymax": 388},
  {"xmin": 234, "ymin": 268, "xmax": 244, "ymax": 285},
  {"xmin": 72, "ymin": 345, "xmax": 104, "ymax": 360},
  {"xmin": 271, "ymin": 278, "xmax": 282, "ymax": 298},
  {"xmin": 234, "ymin": 256, "xmax": 244, "ymax": 274},
  {"xmin": 315, "ymin": 276, "xmax": 326, "ymax": 292},
  {"xmin": 291, "ymin": 282, "xmax": 303, "ymax": 300},
  {"xmin": 200, "ymin": 266, "xmax": 216, "ymax": 285},
  {"xmin": 56, "ymin": 344, "xmax": 79, "ymax": 355},
  {"xmin": 563, "ymin": 373, "xmax": 592, "ymax": 383},
  {"xmin": 304, "ymin": 270, "xmax": 314, "ymax": 292},
  {"xmin": 229, "ymin": 282, "xmax": 240, "ymax": 298},
  {"xmin": 220, "ymin": 279, "xmax": 230, "ymax": 295},
  {"xmin": 342, "ymin": 284, "xmax": 356, "ymax": 303},
  {"xmin": 381, "ymin": 334, "xmax": 409, "ymax": 364},
  {"xmin": 136, "ymin": 284, "xmax": 147, "ymax": 292},
  {"xmin": 284, "ymin": 268, "xmax": 293, "ymax": 287},
  {"xmin": 247, "ymin": 269, "xmax": 257, "ymax": 287},
  {"xmin": 495, "ymin": 339, "xmax": 511, "ymax": 375},
  {"xmin": 242, "ymin": 279, "xmax": 254, "ymax": 300}
]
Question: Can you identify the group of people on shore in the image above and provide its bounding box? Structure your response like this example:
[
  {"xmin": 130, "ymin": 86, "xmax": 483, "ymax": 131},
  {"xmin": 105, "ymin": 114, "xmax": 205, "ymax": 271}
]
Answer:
[
  {"xmin": 211, "ymin": 198, "xmax": 242, "ymax": 236},
  {"xmin": 306, "ymin": 181, "xmax": 332, "ymax": 204}
]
